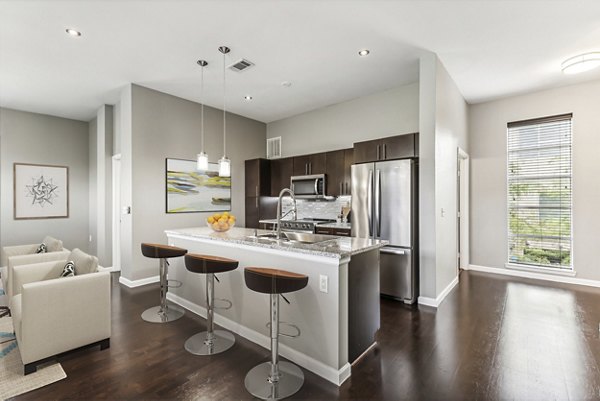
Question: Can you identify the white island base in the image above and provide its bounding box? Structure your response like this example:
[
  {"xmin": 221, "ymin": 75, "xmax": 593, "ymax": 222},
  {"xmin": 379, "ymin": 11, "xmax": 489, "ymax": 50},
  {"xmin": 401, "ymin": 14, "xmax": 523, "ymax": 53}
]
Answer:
[{"xmin": 165, "ymin": 227, "xmax": 384, "ymax": 386}]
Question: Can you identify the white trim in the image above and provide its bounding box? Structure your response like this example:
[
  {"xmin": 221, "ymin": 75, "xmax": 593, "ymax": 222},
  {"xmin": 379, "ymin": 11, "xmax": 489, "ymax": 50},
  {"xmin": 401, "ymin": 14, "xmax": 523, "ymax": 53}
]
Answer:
[
  {"xmin": 118, "ymin": 275, "xmax": 159, "ymax": 288},
  {"xmin": 166, "ymin": 292, "xmax": 351, "ymax": 386},
  {"xmin": 98, "ymin": 266, "xmax": 119, "ymax": 273},
  {"xmin": 468, "ymin": 264, "xmax": 600, "ymax": 288},
  {"xmin": 417, "ymin": 275, "xmax": 459, "ymax": 308},
  {"xmin": 112, "ymin": 154, "xmax": 121, "ymax": 272},
  {"xmin": 505, "ymin": 262, "xmax": 576, "ymax": 277}
]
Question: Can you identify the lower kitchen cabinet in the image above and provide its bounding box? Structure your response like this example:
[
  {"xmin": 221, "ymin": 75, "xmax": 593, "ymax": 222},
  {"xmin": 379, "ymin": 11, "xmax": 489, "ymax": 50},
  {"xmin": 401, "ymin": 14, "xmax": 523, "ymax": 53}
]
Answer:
[{"xmin": 315, "ymin": 226, "xmax": 352, "ymax": 237}]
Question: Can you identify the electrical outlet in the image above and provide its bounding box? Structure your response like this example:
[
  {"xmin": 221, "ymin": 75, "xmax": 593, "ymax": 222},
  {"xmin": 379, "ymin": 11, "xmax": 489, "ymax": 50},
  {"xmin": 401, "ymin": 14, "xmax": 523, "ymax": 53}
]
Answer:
[{"xmin": 319, "ymin": 274, "xmax": 328, "ymax": 293}]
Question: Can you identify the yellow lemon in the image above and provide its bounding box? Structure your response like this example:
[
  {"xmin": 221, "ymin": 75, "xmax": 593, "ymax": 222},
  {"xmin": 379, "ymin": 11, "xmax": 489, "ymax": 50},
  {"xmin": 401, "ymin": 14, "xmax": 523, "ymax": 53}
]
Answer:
[
  {"xmin": 228, "ymin": 217, "xmax": 235, "ymax": 225},
  {"xmin": 222, "ymin": 211, "xmax": 230, "ymax": 216},
  {"xmin": 207, "ymin": 216, "xmax": 215, "ymax": 224},
  {"xmin": 213, "ymin": 213, "xmax": 221, "ymax": 220},
  {"xmin": 212, "ymin": 222, "xmax": 220, "ymax": 230},
  {"xmin": 222, "ymin": 222, "xmax": 230, "ymax": 230}
]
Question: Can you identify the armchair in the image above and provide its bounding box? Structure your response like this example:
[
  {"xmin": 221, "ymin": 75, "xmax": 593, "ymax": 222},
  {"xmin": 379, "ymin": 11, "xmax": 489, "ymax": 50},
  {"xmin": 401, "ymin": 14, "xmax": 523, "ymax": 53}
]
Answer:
[
  {"xmin": 1, "ymin": 240, "xmax": 70, "ymax": 301},
  {"xmin": 11, "ymin": 260, "xmax": 111, "ymax": 374}
]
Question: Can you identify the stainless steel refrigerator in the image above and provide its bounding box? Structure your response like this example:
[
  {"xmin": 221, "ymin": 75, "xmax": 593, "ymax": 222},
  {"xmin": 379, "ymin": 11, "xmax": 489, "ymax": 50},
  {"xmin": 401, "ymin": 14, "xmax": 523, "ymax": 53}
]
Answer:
[{"xmin": 351, "ymin": 159, "xmax": 418, "ymax": 304}]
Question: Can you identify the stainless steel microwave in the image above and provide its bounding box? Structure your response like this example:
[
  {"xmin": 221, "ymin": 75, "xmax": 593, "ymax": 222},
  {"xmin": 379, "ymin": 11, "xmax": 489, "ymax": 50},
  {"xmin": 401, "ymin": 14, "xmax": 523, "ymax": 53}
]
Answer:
[{"xmin": 290, "ymin": 174, "xmax": 327, "ymax": 199}]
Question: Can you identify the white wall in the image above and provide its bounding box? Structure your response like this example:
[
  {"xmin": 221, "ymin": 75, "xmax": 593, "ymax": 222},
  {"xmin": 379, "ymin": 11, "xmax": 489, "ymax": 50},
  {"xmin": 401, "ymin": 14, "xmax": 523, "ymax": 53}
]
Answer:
[
  {"xmin": 121, "ymin": 85, "xmax": 267, "ymax": 281},
  {"xmin": 418, "ymin": 53, "xmax": 469, "ymax": 300},
  {"xmin": 469, "ymin": 79, "xmax": 600, "ymax": 281},
  {"xmin": 267, "ymin": 83, "xmax": 419, "ymax": 156},
  {"xmin": 0, "ymin": 108, "xmax": 90, "ymax": 251}
]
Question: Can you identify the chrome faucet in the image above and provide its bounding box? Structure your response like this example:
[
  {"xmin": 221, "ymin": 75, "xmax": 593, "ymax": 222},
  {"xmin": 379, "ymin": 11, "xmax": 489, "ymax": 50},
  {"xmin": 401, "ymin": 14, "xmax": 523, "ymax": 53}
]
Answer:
[{"xmin": 276, "ymin": 188, "xmax": 297, "ymax": 239}]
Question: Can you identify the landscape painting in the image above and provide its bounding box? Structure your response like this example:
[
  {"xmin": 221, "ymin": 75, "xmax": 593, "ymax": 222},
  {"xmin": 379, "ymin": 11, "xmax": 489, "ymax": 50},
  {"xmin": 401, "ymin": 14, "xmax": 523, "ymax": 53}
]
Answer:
[
  {"xmin": 14, "ymin": 163, "xmax": 69, "ymax": 219},
  {"xmin": 166, "ymin": 158, "xmax": 231, "ymax": 213}
]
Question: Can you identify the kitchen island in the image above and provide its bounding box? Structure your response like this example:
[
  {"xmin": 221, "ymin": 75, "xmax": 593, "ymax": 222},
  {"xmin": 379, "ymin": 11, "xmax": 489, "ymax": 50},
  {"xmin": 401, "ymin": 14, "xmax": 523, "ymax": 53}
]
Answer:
[{"xmin": 164, "ymin": 227, "xmax": 386, "ymax": 386}]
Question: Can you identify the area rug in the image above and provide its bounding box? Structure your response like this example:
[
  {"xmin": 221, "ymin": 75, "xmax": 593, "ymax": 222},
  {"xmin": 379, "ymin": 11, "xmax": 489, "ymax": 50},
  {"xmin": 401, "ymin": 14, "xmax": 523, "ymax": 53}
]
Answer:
[{"xmin": 0, "ymin": 317, "xmax": 66, "ymax": 400}]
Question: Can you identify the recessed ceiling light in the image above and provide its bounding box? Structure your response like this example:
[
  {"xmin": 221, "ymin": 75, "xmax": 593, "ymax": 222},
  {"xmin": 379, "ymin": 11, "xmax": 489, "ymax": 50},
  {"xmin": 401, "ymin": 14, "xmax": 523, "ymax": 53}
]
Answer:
[
  {"xmin": 281, "ymin": 81, "xmax": 292, "ymax": 87},
  {"xmin": 561, "ymin": 52, "xmax": 600, "ymax": 75},
  {"xmin": 244, "ymin": 95, "xmax": 253, "ymax": 101},
  {"xmin": 65, "ymin": 28, "xmax": 82, "ymax": 37},
  {"xmin": 358, "ymin": 49, "xmax": 370, "ymax": 57}
]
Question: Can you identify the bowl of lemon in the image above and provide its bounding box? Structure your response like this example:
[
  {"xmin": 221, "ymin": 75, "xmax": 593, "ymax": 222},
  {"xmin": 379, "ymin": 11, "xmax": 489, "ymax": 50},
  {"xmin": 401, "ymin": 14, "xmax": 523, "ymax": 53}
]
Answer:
[{"xmin": 207, "ymin": 212, "xmax": 236, "ymax": 232}]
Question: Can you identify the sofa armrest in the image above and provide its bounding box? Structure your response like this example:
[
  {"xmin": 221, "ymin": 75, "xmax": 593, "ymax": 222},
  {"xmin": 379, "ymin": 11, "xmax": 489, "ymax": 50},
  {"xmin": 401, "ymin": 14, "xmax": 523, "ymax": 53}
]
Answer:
[
  {"xmin": 1, "ymin": 244, "xmax": 38, "ymax": 267},
  {"xmin": 11, "ymin": 261, "xmax": 66, "ymax": 298},
  {"xmin": 5, "ymin": 251, "xmax": 70, "ymax": 299},
  {"xmin": 18, "ymin": 271, "xmax": 111, "ymax": 365}
]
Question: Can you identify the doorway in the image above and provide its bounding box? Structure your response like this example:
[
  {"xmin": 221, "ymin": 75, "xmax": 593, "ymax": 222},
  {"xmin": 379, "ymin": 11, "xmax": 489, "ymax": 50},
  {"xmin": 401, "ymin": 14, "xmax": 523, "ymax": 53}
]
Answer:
[
  {"xmin": 112, "ymin": 154, "xmax": 121, "ymax": 272},
  {"xmin": 457, "ymin": 148, "xmax": 469, "ymax": 273}
]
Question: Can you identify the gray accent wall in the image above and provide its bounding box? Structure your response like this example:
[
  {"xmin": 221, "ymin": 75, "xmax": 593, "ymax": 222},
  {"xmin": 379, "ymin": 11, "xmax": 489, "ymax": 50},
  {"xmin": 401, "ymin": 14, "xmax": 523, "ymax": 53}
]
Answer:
[
  {"xmin": 469, "ymin": 79, "xmax": 600, "ymax": 281},
  {"xmin": 122, "ymin": 85, "xmax": 266, "ymax": 281},
  {"xmin": 267, "ymin": 83, "xmax": 419, "ymax": 156},
  {"xmin": 0, "ymin": 108, "xmax": 90, "ymax": 251}
]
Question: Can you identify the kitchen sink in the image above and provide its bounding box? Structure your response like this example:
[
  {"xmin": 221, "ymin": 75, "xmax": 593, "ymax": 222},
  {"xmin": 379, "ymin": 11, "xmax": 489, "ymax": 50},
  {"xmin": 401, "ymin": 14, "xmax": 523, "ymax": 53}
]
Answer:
[{"xmin": 244, "ymin": 231, "xmax": 338, "ymax": 245}]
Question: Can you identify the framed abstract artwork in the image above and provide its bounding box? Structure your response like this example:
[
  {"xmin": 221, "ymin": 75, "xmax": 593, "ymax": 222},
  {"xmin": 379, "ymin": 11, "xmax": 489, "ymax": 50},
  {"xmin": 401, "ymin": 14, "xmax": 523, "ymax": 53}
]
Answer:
[
  {"xmin": 166, "ymin": 158, "xmax": 231, "ymax": 213},
  {"xmin": 14, "ymin": 163, "xmax": 69, "ymax": 219}
]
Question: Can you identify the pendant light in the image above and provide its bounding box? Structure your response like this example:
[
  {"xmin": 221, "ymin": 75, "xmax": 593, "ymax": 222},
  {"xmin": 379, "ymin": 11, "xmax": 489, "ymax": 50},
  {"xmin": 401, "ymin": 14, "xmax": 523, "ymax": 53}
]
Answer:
[
  {"xmin": 196, "ymin": 59, "xmax": 209, "ymax": 171},
  {"xmin": 218, "ymin": 46, "xmax": 231, "ymax": 177}
]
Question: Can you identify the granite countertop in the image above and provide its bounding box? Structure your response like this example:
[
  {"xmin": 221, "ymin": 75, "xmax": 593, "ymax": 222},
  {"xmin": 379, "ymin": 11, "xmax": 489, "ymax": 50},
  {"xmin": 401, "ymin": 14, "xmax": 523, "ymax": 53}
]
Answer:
[{"xmin": 165, "ymin": 227, "xmax": 386, "ymax": 259}]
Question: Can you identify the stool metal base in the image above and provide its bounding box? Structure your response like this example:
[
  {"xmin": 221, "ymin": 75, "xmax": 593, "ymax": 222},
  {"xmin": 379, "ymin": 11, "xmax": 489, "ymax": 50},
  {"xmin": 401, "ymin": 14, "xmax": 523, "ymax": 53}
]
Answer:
[
  {"xmin": 184, "ymin": 330, "xmax": 235, "ymax": 355},
  {"xmin": 141, "ymin": 304, "xmax": 184, "ymax": 323},
  {"xmin": 244, "ymin": 361, "xmax": 304, "ymax": 400}
]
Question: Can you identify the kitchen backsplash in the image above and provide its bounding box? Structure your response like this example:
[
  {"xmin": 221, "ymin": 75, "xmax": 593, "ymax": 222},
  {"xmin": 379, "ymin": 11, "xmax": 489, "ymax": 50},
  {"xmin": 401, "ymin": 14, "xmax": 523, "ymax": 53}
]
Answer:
[{"xmin": 281, "ymin": 195, "xmax": 352, "ymax": 220}]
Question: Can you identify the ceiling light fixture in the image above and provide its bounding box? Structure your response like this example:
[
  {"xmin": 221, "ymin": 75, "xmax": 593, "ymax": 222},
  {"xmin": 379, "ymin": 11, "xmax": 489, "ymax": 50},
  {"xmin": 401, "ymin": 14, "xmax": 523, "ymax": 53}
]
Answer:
[
  {"xmin": 65, "ymin": 28, "xmax": 82, "ymax": 37},
  {"xmin": 244, "ymin": 95, "xmax": 253, "ymax": 101},
  {"xmin": 358, "ymin": 49, "xmax": 370, "ymax": 57},
  {"xmin": 218, "ymin": 46, "xmax": 231, "ymax": 178},
  {"xmin": 561, "ymin": 52, "xmax": 600, "ymax": 75},
  {"xmin": 196, "ymin": 60, "xmax": 209, "ymax": 171}
]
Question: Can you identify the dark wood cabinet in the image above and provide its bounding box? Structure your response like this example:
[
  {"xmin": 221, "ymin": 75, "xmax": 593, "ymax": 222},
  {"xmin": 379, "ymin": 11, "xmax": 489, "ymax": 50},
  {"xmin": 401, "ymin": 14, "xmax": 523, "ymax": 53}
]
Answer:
[
  {"xmin": 353, "ymin": 133, "xmax": 418, "ymax": 164},
  {"xmin": 326, "ymin": 150, "xmax": 345, "ymax": 197},
  {"xmin": 343, "ymin": 148, "xmax": 353, "ymax": 195},
  {"xmin": 293, "ymin": 153, "xmax": 326, "ymax": 176},
  {"xmin": 245, "ymin": 159, "xmax": 271, "ymax": 197},
  {"xmin": 315, "ymin": 226, "xmax": 351, "ymax": 237},
  {"xmin": 245, "ymin": 196, "xmax": 278, "ymax": 229},
  {"xmin": 270, "ymin": 157, "xmax": 294, "ymax": 196}
]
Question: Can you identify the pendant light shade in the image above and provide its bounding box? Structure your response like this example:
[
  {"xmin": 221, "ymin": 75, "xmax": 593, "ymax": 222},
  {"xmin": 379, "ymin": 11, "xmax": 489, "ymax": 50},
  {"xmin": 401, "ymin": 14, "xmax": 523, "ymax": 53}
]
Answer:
[
  {"xmin": 218, "ymin": 46, "xmax": 231, "ymax": 177},
  {"xmin": 196, "ymin": 59, "xmax": 209, "ymax": 171}
]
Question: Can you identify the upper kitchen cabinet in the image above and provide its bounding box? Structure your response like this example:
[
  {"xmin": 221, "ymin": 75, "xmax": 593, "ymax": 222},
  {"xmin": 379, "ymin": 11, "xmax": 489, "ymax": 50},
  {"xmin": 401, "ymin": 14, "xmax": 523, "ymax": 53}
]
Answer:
[
  {"xmin": 293, "ymin": 153, "xmax": 326, "ymax": 176},
  {"xmin": 270, "ymin": 157, "xmax": 294, "ymax": 196},
  {"xmin": 245, "ymin": 158, "xmax": 271, "ymax": 197},
  {"xmin": 353, "ymin": 133, "xmax": 418, "ymax": 164},
  {"xmin": 326, "ymin": 148, "xmax": 353, "ymax": 196}
]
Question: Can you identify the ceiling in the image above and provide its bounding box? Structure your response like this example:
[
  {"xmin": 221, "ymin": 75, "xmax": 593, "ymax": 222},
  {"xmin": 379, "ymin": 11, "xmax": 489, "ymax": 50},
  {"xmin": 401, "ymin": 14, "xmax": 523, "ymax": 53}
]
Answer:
[{"xmin": 1, "ymin": 1, "xmax": 600, "ymax": 123}]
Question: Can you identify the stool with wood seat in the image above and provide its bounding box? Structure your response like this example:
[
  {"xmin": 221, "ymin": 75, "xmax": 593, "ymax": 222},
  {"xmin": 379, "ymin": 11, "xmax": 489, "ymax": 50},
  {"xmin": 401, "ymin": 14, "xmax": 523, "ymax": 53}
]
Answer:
[
  {"xmin": 244, "ymin": 267, "xmax": 309, "ymax": 400},
  {"xmin": 184, "ymin": 253, "xmax": 239, "ymax": 355},
  {"xmin": 140, "ymin": 243, "xmax": 187, "ymax": 323}
]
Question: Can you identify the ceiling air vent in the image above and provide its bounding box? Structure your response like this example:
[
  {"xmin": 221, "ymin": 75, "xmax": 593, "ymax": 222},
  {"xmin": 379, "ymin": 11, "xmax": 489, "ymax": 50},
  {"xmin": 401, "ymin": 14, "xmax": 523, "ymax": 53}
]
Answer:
[
  {"xmin": 228, "ymin": 59, "xmax": 254, "ymax": 72},
  {"xmin": 267, "ymin": 137, "xmax": 282, "ymax": 159}
]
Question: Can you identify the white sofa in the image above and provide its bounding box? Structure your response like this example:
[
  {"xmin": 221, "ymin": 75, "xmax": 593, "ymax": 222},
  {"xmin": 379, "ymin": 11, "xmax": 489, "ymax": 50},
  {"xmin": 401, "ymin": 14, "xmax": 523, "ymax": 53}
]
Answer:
[
  {"xmin": 1, "ymin": 241, "xmax": 70, "ymax": 301},
  {"xmin": 11, "ymin": 259, "xmax": 111, "ymax": 374}
]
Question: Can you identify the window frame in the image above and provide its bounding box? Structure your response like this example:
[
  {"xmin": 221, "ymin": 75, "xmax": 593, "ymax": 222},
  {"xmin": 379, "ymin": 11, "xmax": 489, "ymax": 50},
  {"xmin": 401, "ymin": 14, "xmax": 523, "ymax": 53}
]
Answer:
[{"xmin": 505, "ymin": 113, "xmax": 574, "ymax": 272}]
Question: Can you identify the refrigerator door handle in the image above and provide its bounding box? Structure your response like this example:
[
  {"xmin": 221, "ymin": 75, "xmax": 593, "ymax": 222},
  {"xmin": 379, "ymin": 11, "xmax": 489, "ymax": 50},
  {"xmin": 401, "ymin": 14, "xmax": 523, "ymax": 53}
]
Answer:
[
  {"xmin": 367, "ymin": 169, "xmax": 373, "ymax": 237},
  {"xmin": 375, "ymin": 169, "xmax": 381, "ymax": 237},
  {"xmin": 380, "ymin": 247, "xmax": 407, "ymax": 256}
]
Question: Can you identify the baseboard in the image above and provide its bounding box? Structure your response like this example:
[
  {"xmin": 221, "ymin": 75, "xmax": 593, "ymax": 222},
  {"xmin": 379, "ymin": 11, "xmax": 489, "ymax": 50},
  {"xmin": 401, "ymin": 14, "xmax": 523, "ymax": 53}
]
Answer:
[
  {"xmin": 99, "ymin": 266, "xmax": 121, "ymax": 273},
  {"xmin": 418, "ymin": 275, "xmax": 459, "ymax": 308},
  {"xmin": 118, "ymin": 275, "xmax": 159, "ymax": 288},
  {"xmin": 467, "ymin": 264, "xmax": 600, "ymax": 288},
  {"xmin": 166, "ymin": 292, "xmax": 351, "ymax": 386}
]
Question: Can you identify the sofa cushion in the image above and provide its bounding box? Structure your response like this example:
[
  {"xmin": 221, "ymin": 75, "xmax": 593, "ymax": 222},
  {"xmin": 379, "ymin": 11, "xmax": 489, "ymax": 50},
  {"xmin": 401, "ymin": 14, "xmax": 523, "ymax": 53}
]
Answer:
[
  {"xmin": 69, "ymin": 249, "xmax": 98, "ymax": 275},
  {"xmin": 42, "ymin": 236, "xmax": 63, "ymax": 253},
  {"xmin": 60, "ymin": 261, "xmax": 75, "ymax": 278}
]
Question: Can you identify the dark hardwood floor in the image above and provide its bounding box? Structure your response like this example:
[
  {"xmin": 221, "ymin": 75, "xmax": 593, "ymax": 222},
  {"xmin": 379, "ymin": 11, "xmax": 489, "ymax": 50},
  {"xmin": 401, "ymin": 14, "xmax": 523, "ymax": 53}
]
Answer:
[{"xmin": 13, "ymin": 270, "xmax": 600, "ymax": 400}]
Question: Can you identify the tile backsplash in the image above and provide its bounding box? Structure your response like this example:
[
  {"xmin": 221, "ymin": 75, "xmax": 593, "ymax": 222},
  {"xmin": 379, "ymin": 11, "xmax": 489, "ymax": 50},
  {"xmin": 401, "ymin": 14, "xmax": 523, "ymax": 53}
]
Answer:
[{"xmin": 281, "ymin": 195, "xmax": 352, "ymax": 220}]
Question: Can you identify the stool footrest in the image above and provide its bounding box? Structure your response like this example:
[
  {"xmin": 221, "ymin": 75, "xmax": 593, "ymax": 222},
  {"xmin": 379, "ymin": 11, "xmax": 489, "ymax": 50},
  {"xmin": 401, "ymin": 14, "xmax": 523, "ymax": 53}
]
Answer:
[
  {"xmin": 266, "ymin": 321, "xmax": 301, "ymax": 338},
  {"xmin": 166, "ymin": 279, "xmax": 183, "ymax": 289},
  {"xmin": 213, "ymin": 298, "xmax": 233, "ymax": 310}
]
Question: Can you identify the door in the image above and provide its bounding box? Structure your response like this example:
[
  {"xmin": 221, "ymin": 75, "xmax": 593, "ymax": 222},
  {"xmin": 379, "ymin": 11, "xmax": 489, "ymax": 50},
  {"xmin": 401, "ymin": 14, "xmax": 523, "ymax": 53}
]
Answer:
[
  {"xmin": 382, "ymin": 134, "xmax": 415, "ymax": 160},
  {"xmin": 293, "ymin": 155, "xmax": 310, "ymax": 176},
  {"xmin": 309, "ymin": 153, "xmax": 327, "ymax": 175},
  {"xmin": 111, "ymin": 155, "xmax": 121, "ymax": 271},
  {"xmin": 270, "ymin": 157, "xmax": 293, "ymax": 196},
  {"xmin": 380, "ymin": 248, "xmax": 413, "ymax": 301},
  {"xmin": 326, "ymin": 150, "xmax": 344, "ymax": 196},
  {"xmin": 351, "ymin": 163, "xmax": 374, "ymax": 239},
  {"xmin": 375, "ymin": 159, "xmax": 412, "ymax": 247},
  {"xmin": 343, "ymin": 148, "xmax": 354, "ymax": 195},
  {"xmin": 353, "ymin": 139, "xmax": 380, "ymax": 164}
]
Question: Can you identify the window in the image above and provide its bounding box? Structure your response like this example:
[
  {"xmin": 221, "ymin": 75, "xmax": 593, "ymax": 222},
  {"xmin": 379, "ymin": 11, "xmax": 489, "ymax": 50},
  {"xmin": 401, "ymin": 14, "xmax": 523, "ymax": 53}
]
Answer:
[{"xmin": 507, "ymin": 114, "xmax": 572, "ymax": 270}]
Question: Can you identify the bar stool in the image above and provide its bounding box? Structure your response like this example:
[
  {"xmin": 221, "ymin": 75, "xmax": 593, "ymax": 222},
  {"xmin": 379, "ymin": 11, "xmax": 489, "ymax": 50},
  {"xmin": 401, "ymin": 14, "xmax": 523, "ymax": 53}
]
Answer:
[
  {"xmin": 244, "ymin": 267, "xmax": 309, "ymax": 400},
  {"xmin": 140, "ymin": 243, "xmax": 187, "ymax": 323},
  {"xmin": 184, "ymin": 253, "xmax": 239, "ymax": 355}
]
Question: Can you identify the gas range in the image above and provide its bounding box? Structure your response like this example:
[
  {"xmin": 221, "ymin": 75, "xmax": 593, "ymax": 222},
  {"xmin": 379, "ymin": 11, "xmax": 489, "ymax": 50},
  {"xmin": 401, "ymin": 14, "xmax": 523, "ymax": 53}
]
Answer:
[{"xmin": 279, "ymin": 218, "xmax": 336, "ymax": 233}]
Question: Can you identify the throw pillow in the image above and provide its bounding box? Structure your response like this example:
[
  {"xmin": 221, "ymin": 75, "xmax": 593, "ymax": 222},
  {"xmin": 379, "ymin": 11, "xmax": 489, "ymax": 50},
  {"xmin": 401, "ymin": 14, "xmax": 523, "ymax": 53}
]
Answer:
[
  {"xmin": 60, "ymin": 261, "xmax": 75, "ymax": 278},
  {"xmin": 42, "ymin": 236, "xmax": 63, "ymax": 252},
  {"xmin": 68, "ymin": 248, "xmax": 98, "ymax": 275},
  {"xmin": 35, "ymin": 243, "xmax": 47, "ymax": 254}
]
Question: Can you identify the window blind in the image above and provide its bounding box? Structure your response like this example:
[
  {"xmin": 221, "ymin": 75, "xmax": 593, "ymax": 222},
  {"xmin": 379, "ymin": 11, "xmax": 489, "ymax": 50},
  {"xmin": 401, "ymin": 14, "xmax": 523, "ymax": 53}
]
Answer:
[{"xmin": 507, "ymin": 113, "xmax": 572, "ymax": 270}]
